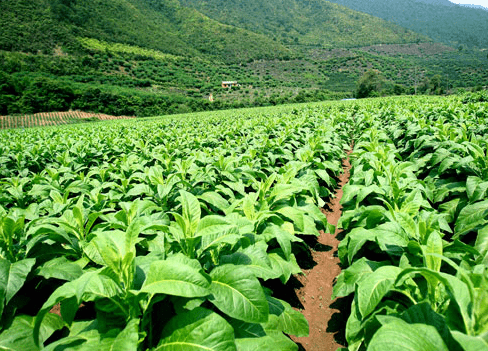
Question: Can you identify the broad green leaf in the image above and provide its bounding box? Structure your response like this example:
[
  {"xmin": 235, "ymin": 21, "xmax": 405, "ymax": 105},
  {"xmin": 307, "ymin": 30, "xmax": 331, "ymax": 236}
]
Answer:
[
  {"xmin": 1, "ymin": 258, "xmax": 35, "ymax": 305},
  {"xmin": 433, "ymin": 181, "xmax": 466, "ymax": 204},
  {"xmin": 395, "ymin": 212, "xmax": 418, "ymax": 239},
  {"xmin": 275, "ymin": 206, "xmax": 305, "ymax": 232},
  {"xmin": 340, "ymin": 184, "xmax": 362, "ymax": 205},
  {"xmin": 438, "ymin": 198, "xmax": 461, "ymax": 223},
  {"xmin": 298, "ymin": 203, "xmax": 330, "ymax": 232},
  {"xmin": 423, "ymin": 231, "xmax": 443, "ymax": 272},
  {"xmin": 263, "ymin": 225, "xmax": 293, "ymax": 260},
  {"xmin": 371, "ymin": 221, "xmax": 409, "ymax": 253},
  {"xmin": 356, "ymin": 266, "xmax": 402, "ymax": 319},
  {"xmin": 140, "ymin": 256, "xmax": 210, "ymax": 298},
  {"xmin": 42, "ymin": 318, "xmax": 139, "ymax": 351},
  {"xmin": 466, "ymin": 176, "xmax": 488, "ymax": 203},
  {"xmin": 338, "ymin": 205, "xmax": 387, "ymax": 230},
  {"xmin": 198, "ymin": 192, "xmax": 230, "ymax": 212},
  {"xmin": 475, "ymin": 226, "xmax": 488, "ymax": 263},
  {"xmin": 454, "ymin": 200, "xmax": 488, "ymax": 239},
  {"xmin": 396, "ymin": 268, "xmax": 473, "ymax": 334},
  {"xmin": 0, "ymin": 314, "xmax": 64, "ymax": 351},
  {"xmin": 179, "ymin": 190, "xmax": 201, "ymax": 237},
  {"xmin": 126, "ymin": 183, "xmax": 152, "ymax": 197},
  {"xmin": 333, "ymin": 258, "xmax": 386, "ymax": 299},
  {"xmin": 110, "ymin": 318, "xmax": 140, "ymax": 351},
  {"xmin": 37, "ymin": 256, "xmax": 86, "ymax": 281},
  {"xmin": 156, "ymin": 307, "xmax": 236, "ymax": 351},
  {"xmin": 315, "ymin": 169, "xmax": 334, "ymax": 188},
  {"xmin": 235, "ymin": 330, "xmax": 297, "ymax": 351},
  {"xmin": 126, "ymin": 216, "xmax": 167, "ymax": 251},
  {"xmin": 228, "ymin": 319, "xmax": 266, "ymax": 339},
  {"xmin": 209, "ymin": 265, "xmax": 269, "ymax": 323},
  {"xmin": 338, "ymin": 228, "xmax": 370, "ymax": 265},
  {"xmin": 451, "ymin": 331, "xmax": 488, "ymax": 351},
  {"xmin": 340, "ymin": 224, "xmax": 407, "ymax": 265},
  {"xmin": 345, "ymin": 299, "xmax": 364, "ymax": 348},
  {"xmin": 267, "ymin": 296, "xmax": 308, "ymax": 337},
  {"xmin": 269, "ymin": 184, "xmax": 302, "ymax": 203},
  {"xmin": 267, "ymin": 250, "xmax": 301, "ymax": 283},
  {"xmin": 242, "ymin": 192, "xmax": 258, "ymax": 220},
  {"xmin": 400, "ymin": 190, "xmax": 425, "ymax": 216},
  {"xmin": 400, "ymin": 303, "xmax": 462, "ymax": 351},
  {"xmin": 368, "ymin": 317, "xmax": 449, "ymax": 351},
  {"xmin": 91, "ymin": 229, "xmax": 135, "ymax": 288},
  {"xmin": 237, "ymin": 243, "xmax": 280, "ymax": 280},
  {"xmin": 34, "ymin": 270, "xmax": 123, "ymax": 344},
  {"xmin": 0, "ymin": 258, "xmax": 36, "ymax": 318},
  {"xmin": 196, "ymin": 215, "xmax": 240, "ymax": 255}
]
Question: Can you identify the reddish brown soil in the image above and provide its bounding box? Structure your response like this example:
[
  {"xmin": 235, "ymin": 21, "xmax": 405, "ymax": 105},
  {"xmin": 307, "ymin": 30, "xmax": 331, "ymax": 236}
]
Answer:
[{"xmin": 291, "ymin": 150, "xmax": 352, "ymax": 351}]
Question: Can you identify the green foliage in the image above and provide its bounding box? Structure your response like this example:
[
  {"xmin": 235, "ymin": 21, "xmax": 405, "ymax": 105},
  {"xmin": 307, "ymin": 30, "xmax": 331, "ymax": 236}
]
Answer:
[
  {"xmin": 0, "ymin": 102, "xmax": 352, "ymax": 349},
  {"xmin": 332, "ymin": 96, "xmax": 488, "ymax": 350},
  {"xmin": 356, "ymin": 69, "xmax": 386, "ymax": 98},
  {"xmin": 1, "ymin": 0, "xmax": 488, "ymax": 116},
  {"xmin": 329, "ymin": 0, "xmax": 488, "ymax": 48},
  {"xmin": 0, "ymin": 96, "xmax": 487, "ymax": 349},
  {"xmin": 179, "ymin": 0, "xmax": 427, "ymax": 48},
  {"xmin": 0, "ymin": 0, "xmax": 292, "ymax": 63}
]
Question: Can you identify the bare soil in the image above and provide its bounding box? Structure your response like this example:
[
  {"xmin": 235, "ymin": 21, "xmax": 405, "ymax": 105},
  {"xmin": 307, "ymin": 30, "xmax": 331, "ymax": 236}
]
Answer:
[{"xmin": 291, "ymin": 150, "xmax": 352, "ymax": 351}]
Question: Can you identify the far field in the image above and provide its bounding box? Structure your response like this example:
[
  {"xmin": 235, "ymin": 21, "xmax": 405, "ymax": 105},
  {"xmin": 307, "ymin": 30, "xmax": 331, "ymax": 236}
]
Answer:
[{"xmin": 0, "ymin": 111, "xmax": 135, "ymax": 129}]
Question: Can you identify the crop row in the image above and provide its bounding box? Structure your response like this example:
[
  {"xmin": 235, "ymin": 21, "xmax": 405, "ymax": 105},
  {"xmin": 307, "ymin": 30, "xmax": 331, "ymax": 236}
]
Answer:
[
  {"xmin": 0, "ymin": 111, "xmax": 135, "ymax": 129},
  {"xmin": 0, "ymin": 105, "xmax": 352, "ymax": 350},
  {"xmin": 334, "ymin": 97, "xmax": 488, "ymax": 350}
]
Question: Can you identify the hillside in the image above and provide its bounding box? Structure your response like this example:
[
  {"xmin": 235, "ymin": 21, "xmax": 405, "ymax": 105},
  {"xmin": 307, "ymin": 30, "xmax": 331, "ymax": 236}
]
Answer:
[
  {"xmin": 179, "ymin": 0, "xmax": 428, "ymax": 48},
  {"xmin": 328, "ymin": 0, "xmax": 488, "ymax": 48},
  {"xmin": 0, "ymin": 0, "xmax": 293, "ymax": 62},
  {"xmin": 0, "ymin": 0, "xmax": 487, "ymax": 117},
  {"xmin": 0, "ymin": 0, "xmax": 431, "ymax": 61}
]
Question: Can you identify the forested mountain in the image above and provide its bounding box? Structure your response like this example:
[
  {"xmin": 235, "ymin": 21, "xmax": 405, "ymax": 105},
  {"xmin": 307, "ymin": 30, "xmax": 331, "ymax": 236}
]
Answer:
[
  {"xmin": 178, "ymin": 0, "xmax": 427, "ymax": 48},
  {"xmin": 0, "ymin": 0, "xmax": 428, "ymax": 61},
  {"xmin": 327, "ymin": 0, "xmax": 488, "ymax": 48},
  {"xmin": 0, "ymin": 0, "xmax": 487, "ymax": 117},
  {"xmin": 0, "ymin": 0, "xmax": 293, "ymax": 62}
]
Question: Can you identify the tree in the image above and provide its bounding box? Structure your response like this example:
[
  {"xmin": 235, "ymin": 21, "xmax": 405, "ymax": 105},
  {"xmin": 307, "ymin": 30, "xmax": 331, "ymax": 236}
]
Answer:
[
  {"xmin": 19, "ymin": 77, "xmax": 74, "ymax": 113},
  {"xmin": 356, "ymin": 69, "xmax": 385, "ymax": 98}
]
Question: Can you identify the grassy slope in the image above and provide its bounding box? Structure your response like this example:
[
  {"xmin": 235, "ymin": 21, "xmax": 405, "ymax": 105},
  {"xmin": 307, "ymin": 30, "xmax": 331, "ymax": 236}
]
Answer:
[
  {"xmin": 0, "ymin": 0, "xmax": 487, "ymax": 117},
  {"xmin": 0, "ymin": 0, "xmax": 293, "ymax": 62},
  {"xmin": 179, "ymin": 0, "xmax": 428, "ymax": 48},
  {"xmin": 327, "ymin": 0, "xmax": 488, "ymax": 48}
]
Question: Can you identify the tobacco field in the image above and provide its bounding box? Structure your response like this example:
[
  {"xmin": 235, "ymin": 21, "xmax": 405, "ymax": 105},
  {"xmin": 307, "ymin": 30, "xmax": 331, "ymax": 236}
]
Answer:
[
  {"xmin": 0, "ymin": 95, "xmax": 487, "ymax": 350},
  {"xmin": 0, "ymin": 111, "xmax": 135, "ymax": 129}
]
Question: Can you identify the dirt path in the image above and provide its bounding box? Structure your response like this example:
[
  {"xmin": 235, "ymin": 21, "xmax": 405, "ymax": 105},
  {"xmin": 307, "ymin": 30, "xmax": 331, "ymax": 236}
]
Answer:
[{"xmin": 291, "ymin": 150, "xmax": 352, "ymax": 351}]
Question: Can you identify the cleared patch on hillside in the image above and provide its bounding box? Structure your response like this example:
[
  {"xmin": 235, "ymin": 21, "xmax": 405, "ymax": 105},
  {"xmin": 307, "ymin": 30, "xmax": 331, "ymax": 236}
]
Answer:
[
  {"xmin": 358, "ymin": 42, "xmax": 455, "ymax": 57},
  {"xmin": 0, "ymin": 111, "xmax": 135, "ymax": 129}
]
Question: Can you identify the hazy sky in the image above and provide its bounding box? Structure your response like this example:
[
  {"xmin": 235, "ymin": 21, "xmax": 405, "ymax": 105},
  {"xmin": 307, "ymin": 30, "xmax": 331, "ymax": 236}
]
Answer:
[{"xmin": 450, "ymin": 0, "xmax": 488, "ymax": 7}]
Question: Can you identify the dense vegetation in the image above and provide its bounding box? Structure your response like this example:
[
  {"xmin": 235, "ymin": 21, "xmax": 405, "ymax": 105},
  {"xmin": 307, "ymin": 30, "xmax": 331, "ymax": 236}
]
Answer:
[
  {"xmin": 329, "ymin": 0, "xmax": 488, "ymax": 48},
  {"xmin": 179, "ymin": 0, "xmax": 427, "ymax": 48},
  {"xmin": 0, "ymin": 95, "xmax": 486, "ymax": 350},
  {"xmin": 333, "ymin": 95, "xmax": 488, "ymax": 350},
  {"xmin": 0, "ymin": 0, "xmax": 292, "ymax": 62},
  {"xmin": 0, "ymin": 102, "xmax": 351, "ymax": 350},
  {"xmin": 1, "ymin": 0, "xmax": 488, "ymax": 116}
]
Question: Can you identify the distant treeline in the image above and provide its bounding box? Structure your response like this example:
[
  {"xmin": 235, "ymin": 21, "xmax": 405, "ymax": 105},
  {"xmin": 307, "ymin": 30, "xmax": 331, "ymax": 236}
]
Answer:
[{"xmin": 0, "ymin": 72, "xmax": 348, "ymax": 117}]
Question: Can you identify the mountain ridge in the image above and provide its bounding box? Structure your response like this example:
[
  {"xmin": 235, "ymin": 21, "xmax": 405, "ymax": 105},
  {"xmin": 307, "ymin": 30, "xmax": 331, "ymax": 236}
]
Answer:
[
  {"xmin": 0, "ymin": 0, "xmax": 487, "ymax": 117},
  {"xmin": 327, "ymin": 0, "xmax": 488, "ymax": 48},
  {"xmin": 0, "ymin": 0, "xmax": 430, "ymax": 61}
]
